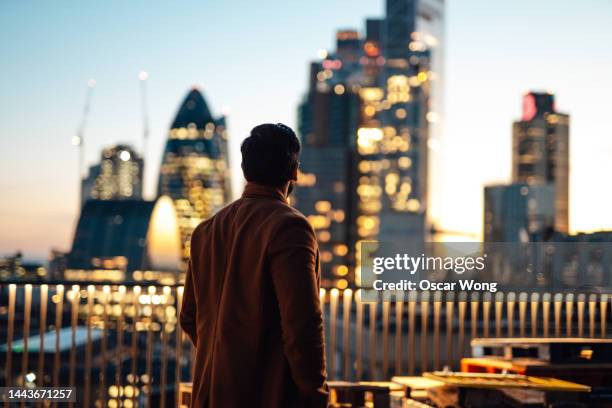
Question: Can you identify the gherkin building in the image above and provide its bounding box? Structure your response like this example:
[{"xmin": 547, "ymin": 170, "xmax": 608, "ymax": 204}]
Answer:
[{"xmin": 158, "ymin": 88, "xmax": 231, "ymax": 261}]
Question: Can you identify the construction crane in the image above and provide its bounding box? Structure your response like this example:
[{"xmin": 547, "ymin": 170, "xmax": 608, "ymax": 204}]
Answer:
[
  {"xmin": 138, "ymin": 70, "xmax": 150, "ymax": 160},
  {"xmin": 72, "ymin": 79, "xmax": 96, "ymax": 174},
  {"xmin": 72, "ymin": 79, "xmax": 96, "ymax": 203}
]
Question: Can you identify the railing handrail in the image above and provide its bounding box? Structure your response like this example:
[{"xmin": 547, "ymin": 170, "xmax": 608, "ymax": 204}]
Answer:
[{"xmin": 0, "ymin": 279, "xmax": 183, "ymax": 288}]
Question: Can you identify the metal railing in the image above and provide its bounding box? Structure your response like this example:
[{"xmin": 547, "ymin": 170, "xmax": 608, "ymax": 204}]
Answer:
[
  {"xmin": 320, "ymin": 289, "xmax": 611, "ymax": 381},
  {"xmin": 1, "ymin": 282, "xmax": 610, "ymax": 406}
]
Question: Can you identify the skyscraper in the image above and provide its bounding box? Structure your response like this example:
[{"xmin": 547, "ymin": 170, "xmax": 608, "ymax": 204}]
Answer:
[
  {"xmin": 512, "ymin": 92, "xmax": 569, "ymax": 233},
  {"xmin": 81, "ymin": 144, "xmax": 143, "ymax": 206},
  {"xmin": 294, "ymin": 0, "xmax": 432, "ymax": 287},
  {"xmin": 415, "ymin": 0, "xmax": 445, "ymax": 225},
  {"xmin": 157, "ymin": 88, "xmax": 231, "ymax": 260},
  {"xmin": 484, "ymin": 92, "xmax": 570, "ymax": 242}
]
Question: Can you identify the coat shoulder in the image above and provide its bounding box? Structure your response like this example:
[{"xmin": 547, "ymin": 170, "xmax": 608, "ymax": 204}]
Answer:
[
  {"xmin": 191, "ymin": 199, "xmax": 241, "ymax": 238},
  {"xmin": 270, "ymin": 202, "xmax": 315, "ymax": 235}
]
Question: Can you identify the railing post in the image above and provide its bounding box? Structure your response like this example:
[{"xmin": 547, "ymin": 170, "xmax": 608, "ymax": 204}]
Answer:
[
  {"xmin": 176, "ymin": 286, "xmax": 184, "ymax": 408},
  {"xmin": 566, "ymin": 293, "xmax": 574, "ymax": 337},
  {"xmin": 5, "ymin": 284, "xmax": 17, "ymax": 387},
  {"xmin": 470, "ymin": 292, "xmax": 479, "ymax": 342},
  {"xmin": 458, "ymin": 292, "xmax": 467, "ymax": 362},
  {"xmin": 494, "ymin": 292, "xmax": 504, "ymax": 338},
  {"xmin": 84, "ymin": 285, "xmax": 95, "ymax": 408},
  {"xmin": 355, "ymin": 290, "xmax": 364, "ymax": 380},
  {"xmin": 100, "ymin": 285, "xmax": 110, "ymax": 407},
  {"xmin": 407, "ymin": 292, "xmax": 416, "ymax": 375},
  {"xmin": 601, "ymin": 295, "xmax": 608, "ymax": 338},
  {"xmin": 342, "ymin": 289, "xmax": 353, "ymax": 380},
  {"xmin": 382, "ymin": 298, "xmax": 390, "ymax": 377},
  {"xmin": 21, "ymin": 284, "xmax": 32, "ymax": 384},
  {"xmin": 145, "ymin": 286, "xmax": 155, "ymax": 408},
  {"xmin": 433, "ymin": 291, "xmax": 442, "ymax": 370},
  {"xmin": 369, "ymin": 302, "xmax": 377, "ymax": 379},
  {"xmin": 38, "ymin": 284, "xmax": 48, "ymax": 387},
  {"xmin": 329, "ymin": 288, "xmax": 339, "ymax": 380},
  {"xmin": 131, "ymin": 286, "xmax": 142, "ymax": 407},
  {"xmin": 518, "ymin": 292, "xmax": 527, "ymax": 338},
  {"xmin": 445, "ymin": 293, "xmax": 454, "ymax": 369},
  {"xmin": 482, "ymin": 293, "xmax": 491, "ymax": 339},
  {"xmin": 577, "ymin": 294, "xmax": 585, "ymax": 338},
  {"xmin": 68, "ymin": 284, "xmax": 80, "ymax": 407},
  {"xmin": 589, "ymin": 294, "xmax": 597, "ymax": 338},
  {"xmin": 554, "ymin": 293, "xmax": 563, "ymax": 337},
  {"xmin": 394, "ymin": 296, "xmax": 404, "ymax": 375},
  {"xmin": 53, "ymin": 284, "xmax": 64, "ymax": 398},
  {"xmin": 542, "ymin": 293, "xmax": 551, "ymax": 338},
  {"xmin": 507, "ymin": 292, "xmax": 516, "ymax": 338},
  {"xmin": 117, "ymin": 285, "xmax": 126, "ymax": 394},
  {"xmin": 530, "ymin": 293, "xmax": 540, "ymax": 337},
  {"xmin": 160, "ymin": 286, "xmax": 170, "ymax": 408},
  {"xmin": 420, "ymin": 292, "xmax": 430, "ymax": 373}
]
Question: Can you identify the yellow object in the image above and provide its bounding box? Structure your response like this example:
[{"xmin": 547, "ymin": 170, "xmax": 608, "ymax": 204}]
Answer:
[{"xmin": 423, "ymin": 371, "xmax": 591, "ymax": 393}]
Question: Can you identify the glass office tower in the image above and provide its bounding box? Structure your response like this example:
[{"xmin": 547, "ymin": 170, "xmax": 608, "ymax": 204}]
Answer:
[
  {"xmin": 158, "ymin": 88, "xmax": 231, "ymax": 260},
  {"xmin": 295, "ymin": 0, "xmax": 432, "ymax": 287}
]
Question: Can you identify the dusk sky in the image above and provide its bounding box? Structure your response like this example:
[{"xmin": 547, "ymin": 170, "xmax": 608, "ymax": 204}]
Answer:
[{"xmin": 1, "ymin": 0, "xmax": 612, "ymax": 261}]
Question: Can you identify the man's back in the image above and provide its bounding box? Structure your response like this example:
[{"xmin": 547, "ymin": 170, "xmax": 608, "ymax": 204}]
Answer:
[{"xmin": 180, "ymin": 182, "xmax": 328, "ymax": 408}]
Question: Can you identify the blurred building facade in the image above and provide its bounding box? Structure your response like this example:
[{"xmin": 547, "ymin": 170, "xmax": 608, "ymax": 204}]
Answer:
[
  {"xmin": 484, "ymin": 183, "xmax": 555, "ymax": 242},
  {"xmin": 157, "ymin": 89, "xmax": 231, "ymax": 261},
  {"xmin": 66, "ymin": 196, "xmax": 181, "ymax": 281},
  {"xmin": 512, "ymin": 92, "xmax": 570, "ymax": 234},
  {"xmin": 294, "ymin": 0, "xmax": 433, "ymax": 287},
  {"xmin": 81, "ymin": 144, "xmax": 144, "ymax": 206},
  {"xmin": 552, "ymin": 231, "xmax": 612, "ymax": 290},
  {"xmin": 484, "ymin": 92, "xmax": 569, "ymax": 243}
]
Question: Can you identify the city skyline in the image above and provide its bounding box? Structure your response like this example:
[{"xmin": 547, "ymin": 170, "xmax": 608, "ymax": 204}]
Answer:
[{"xmin": 2, "ymin": 0, "xmax": 612, "ymax": 261}]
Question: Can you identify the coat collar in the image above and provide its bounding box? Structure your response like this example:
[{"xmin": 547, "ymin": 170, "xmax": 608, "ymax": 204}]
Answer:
[{"xmin": 241, "ymin": 182, "xmax": 287, "ymax": 202}]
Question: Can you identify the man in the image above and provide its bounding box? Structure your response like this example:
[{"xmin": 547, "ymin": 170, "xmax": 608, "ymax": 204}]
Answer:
[{"xmin": 180, "ymin": 123, "xmax": 328, "ymax": 408}]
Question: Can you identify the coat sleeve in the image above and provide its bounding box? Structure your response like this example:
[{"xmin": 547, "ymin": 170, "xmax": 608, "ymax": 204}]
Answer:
[
  {"xmin": 180, "ymin": 259, "xmax": 198, "ymax": 345},
  {"xmin": 268, "ymin": 215, "xmax": 328, "ymax": 407}
]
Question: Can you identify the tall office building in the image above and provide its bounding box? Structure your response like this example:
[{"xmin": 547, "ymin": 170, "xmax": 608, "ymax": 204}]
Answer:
[
  {"xmin": 295, "ymin": 0, "xmax": 432, "ymax": 286},
  {"xmin": 512, "ymin": 92, "xmax": 569, "ymax": 233},
  {"xmin": 81, "ymin": 144, "xmax": 143, "ymax": 206},
  {"xmin": 158, "ymin": 88, "xmax": 231, "ymax": 260},
  {"xmin": 415, "ymin": 0, "xmax": 444, "ymax": 123},
  {"xmin": 415, "ymin": 0, "xmax": 445, "ymax": 225},
  {"xmin": 484, "ymin": 92, "xmax": 570, "ymax": 242}
]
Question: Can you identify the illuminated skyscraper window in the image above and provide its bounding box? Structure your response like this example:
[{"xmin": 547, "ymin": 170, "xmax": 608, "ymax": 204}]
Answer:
[{"xmin": 157, "ymin": 88, "xmax": 231, "ymax": 260}]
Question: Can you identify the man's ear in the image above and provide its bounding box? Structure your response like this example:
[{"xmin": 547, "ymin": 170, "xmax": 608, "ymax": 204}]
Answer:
[{"xmin": 290, "ymin": 163, "xmax": 298, "ymax": 181}]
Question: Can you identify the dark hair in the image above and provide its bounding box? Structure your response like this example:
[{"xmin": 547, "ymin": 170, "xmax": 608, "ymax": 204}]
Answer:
[{"xmin": 241, "ymin": 123, "xmax": 301, "ymax": 187}]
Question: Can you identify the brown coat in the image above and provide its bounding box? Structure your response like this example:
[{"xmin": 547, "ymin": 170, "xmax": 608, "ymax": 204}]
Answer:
[{"xmin": 180, "ymin": 182, "xmax": 328, "ymax": 408}]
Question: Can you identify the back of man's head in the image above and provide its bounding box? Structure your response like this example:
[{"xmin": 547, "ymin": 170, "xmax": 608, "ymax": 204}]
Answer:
[{"xmin": 241, "ymin": 123, "xmax": 301, "ymax": 187}]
